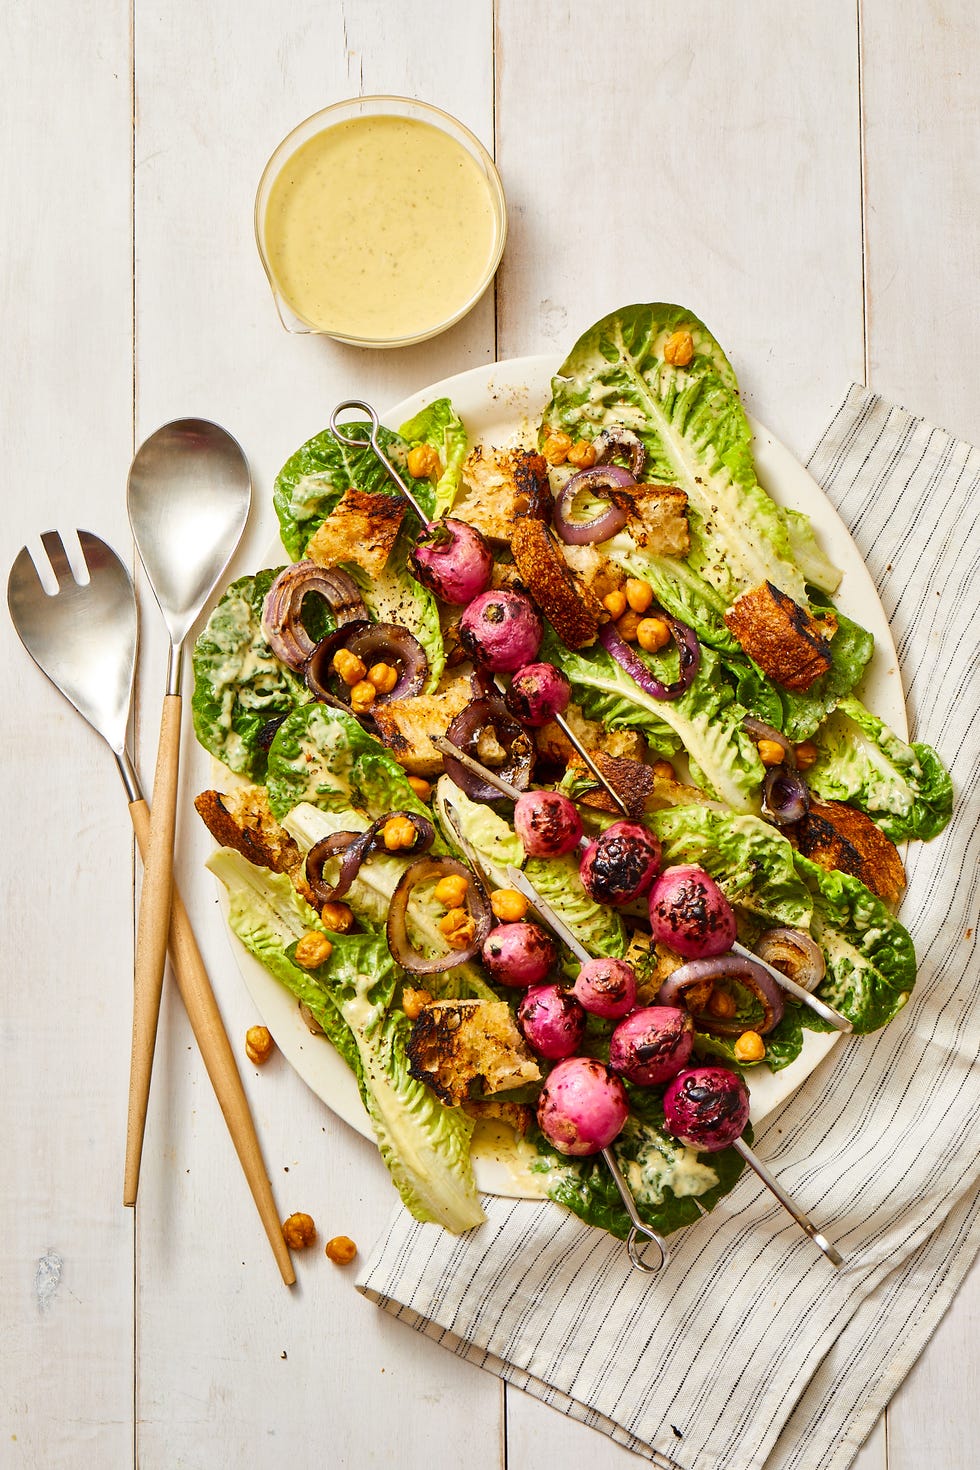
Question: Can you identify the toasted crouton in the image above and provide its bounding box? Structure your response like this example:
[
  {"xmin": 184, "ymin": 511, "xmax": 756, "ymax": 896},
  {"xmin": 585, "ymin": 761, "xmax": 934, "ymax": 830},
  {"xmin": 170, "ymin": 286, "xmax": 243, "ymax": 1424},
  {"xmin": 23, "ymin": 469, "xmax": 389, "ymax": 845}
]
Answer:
[
  {"xmin": 564, "ymin": 753, "xmax": 656, "ymax": 818},
  {"xmin": 453, "ymin": 448, "xmax": 550, "ymax": 543},
  {"xmin": 534, "ymin": 707, "xmax": 647, "ymax": 768},
  {"xmin": 462, "ymin": 1099, "xmax": 534, "ymax": 1136},
  {"xmin": 306, "ymin": 487, "xmax": 405, "ymax": 578},
  {"xmin": 406, "ymin": 1000, "xmax": 541, "ymax": 1107},
  {"xmin": 725, "ymin": 582, "xmax": 833, "ymax": 691},
  {"xmin": 613, "ymin": 483, "xmax": 690, "ymax": 556},
  {"xmin": 371, "ymin": 678, "xmax": 473, "ymax": 776},
  {"xmin": 560, "ymin": 543, "xmax": 626, "ymax": 602},
  {"xmin": 194, "ymin": 786, "xmax": 301, "ymax": 874},
  {"xmin": 511, "ymin": 517, "xmax": 603, "ymax": 648},
  {"xmin": 790, "ymin": 799, "xmax": 906, "ymax": 904}
]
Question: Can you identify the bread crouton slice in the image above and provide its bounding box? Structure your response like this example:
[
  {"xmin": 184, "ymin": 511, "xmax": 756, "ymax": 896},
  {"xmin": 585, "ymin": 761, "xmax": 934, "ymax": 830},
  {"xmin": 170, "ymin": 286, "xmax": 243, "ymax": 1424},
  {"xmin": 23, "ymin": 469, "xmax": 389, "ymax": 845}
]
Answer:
[
  {"xmin": 724, "ymin": 581, "xmax": 834, "ymax": 691},
  {"xmin": 511, "ymin": 517, "xmax": 603, "ymax": 648},
  {"xmin": 306, "ymin": 487, "xmax": 405, "ymax": 578},
  {"xmin": 194, "ymin": 785, "xmax": 302, "ymax": 874},
  {"xmin": 613, "ymin": 483, "xmax": 690, "ymax": 556},
  {"xmin": 453, "ymin": 448, "xmax": 550, "ymax": 543},
  {"xmin": 371, "ymin": 678, "xmax": 473, "ymax": 777},
  {"xmin": 790, "ymin": 798, "xmax": 906, "ymax": 904},
  {"xmin": 534, "ymin": 706, "xmax": 646, "ymax": 768},
  {"xmin": 406, "ymin": 1000, "xmax": 541, "ymax": 1107},
  {"xmin": 461, "ymin": 1099, "xmax": 534, "ymax": 1136}
]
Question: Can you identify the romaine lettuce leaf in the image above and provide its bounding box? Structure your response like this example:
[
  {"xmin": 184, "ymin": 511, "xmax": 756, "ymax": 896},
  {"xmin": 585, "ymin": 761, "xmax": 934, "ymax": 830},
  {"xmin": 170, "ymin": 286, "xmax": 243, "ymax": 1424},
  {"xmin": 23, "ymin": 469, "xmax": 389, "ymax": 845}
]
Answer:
[
  {"xmin": 545, "ymin": 628, "xmax": 764, "ymax": 813},
  {"xmin": 191, "ymin": 568, "xmax": 311, "ymax": 780},
  {"xmin": 273, "ymin": 422, "xmax": 435, "ymax": 560},
  {"xmin": 794, "ymin": 854, "xmax": 917, "ymax": 1032},
  {"xmin": 775, "ymin": 605, "xmax": 876, "ymax": 741},
  {"xmin": 523, "ymin": 851, "xmax": 627, "ymax": 967},
  {"xmin": 780, "ymin": 508, "xmax": 843, "ymax": 595},
  {"xmin": 433, "ymin": 777, "xmax": 525, "ymax": 890},
  {"xmin": 600, "ymin": 533, "xmax": 740, "ymax": 652},
  {"xmin": 207, "ymin": 851, "xmax": 484, "ymax": 1232},
  {"xmin": 266, "ymin": 703, "xmax": 433, "ymax": 823},
  {"xmin": 542, "ymin": 303, "xmax": 809, "ymax": 604},
  {"xmin": 398, "ymin": 397, "xmax": 468, "ymax": 516},
  {"xmin": 807, "ymin": 696, "xmax": 953, "ymax": 841},
  {"xmin": 531, "ymin": 1088, "xmax": 749, "ymax": 1239}
]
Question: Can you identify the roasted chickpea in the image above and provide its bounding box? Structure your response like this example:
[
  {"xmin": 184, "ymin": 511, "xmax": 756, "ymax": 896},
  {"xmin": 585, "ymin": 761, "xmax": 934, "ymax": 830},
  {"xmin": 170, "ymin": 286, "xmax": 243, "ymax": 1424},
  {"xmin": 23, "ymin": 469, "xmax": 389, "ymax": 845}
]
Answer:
[
  {"xmin": 541, "ymin": 431, "xmax": 573, "ymax": 466},
  {"xmin": 757, "ymin": 739, "xmax": 786, "ymax": 767},
  {"xmin": 615, "ymin": 609, "xmax": 643, "ymax": 643},
  {"xmin": 408, "ymin": 775, "xmax": 432, "ymax": 801},
  {"xmin": 368, "ymin": 662, "xmax": 399, "ymax": 695},
  {"xmin": 602, "ymin": 588, "xmax": 628, "ymax": 620},
  {"xmin": 625, "ymin": 578, "xmax": 654, "ymax": 614},
  {"xmin": 490, "ymin": 887, "xmax": 530, "ymax": 922},
  {"xmin": 434, "ymin": 873, "xmax": 469, "ymax": 908},
  {"xmin": 652, "ymin": 760, "xmax": 677, "ymax": 781},
  {"xmin": 636, "ymin": 617, "xmax": 671, "ymax": 653},
  {"xmin": 319, "ymin": 900, "xmax": 355, "ymax": 933},
  {"xmin": 566, "ymin": 439, "xmax": 597, "ymax": 468},
  {"xmin": 438, "ymin": 907, "xmax": 477, "ymax": 949},
  {"xmin": 401, "ymin": 986, "xmax": 433, "ymax": 1020},
  {"xmin": 282, "ymin": 1212, "xmax": 317, "ymax": 1249},
  {"xmin": 382, "ymin": 815, "xmax": 419, "ymax": 851},
  {"xmin": 245, "ymin": 1025, "xmax": 274, "ymax": 1065},
  {"xmin": 734, "ymin": 1030, "xmax": 766, "ymax": 1063},
  {"xmin": 664, "ymin": 329, "xmax": 695, "ymax": 367},
  {"xmin": 794, "ymin": 741, "xmax": 819, "ymax": 771},
  {"xmin": 332, "ymin": 647, "xmax": 367, "ymax": 686},
  {"xmin": 325, "ymin": 1235, "xmax": 358, "ymax": 1265},
  {"xmin": 295, "ymin": 931, "xmax": 332, "ymax": 969},
  {"xmin": 349, "ymin": 679, "xmax": 378, "ymax": 714},
  {"xmin": 407, "ymin": 444, "xmax": 441, "ymax": 480}
]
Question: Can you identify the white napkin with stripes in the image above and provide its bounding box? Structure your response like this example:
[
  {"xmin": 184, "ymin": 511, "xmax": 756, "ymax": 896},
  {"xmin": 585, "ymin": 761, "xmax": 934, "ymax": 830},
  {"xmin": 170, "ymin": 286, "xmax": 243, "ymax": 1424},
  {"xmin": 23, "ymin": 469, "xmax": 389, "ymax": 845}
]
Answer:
[{"xmin": 357, "ymin": 386, "xmax": 980, "ymax": 1470}]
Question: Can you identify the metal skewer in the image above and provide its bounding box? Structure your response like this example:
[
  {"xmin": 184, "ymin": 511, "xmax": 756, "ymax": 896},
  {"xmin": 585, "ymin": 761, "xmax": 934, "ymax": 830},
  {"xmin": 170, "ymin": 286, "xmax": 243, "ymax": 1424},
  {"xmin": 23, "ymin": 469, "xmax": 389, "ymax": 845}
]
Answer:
[
  {"xmin": 433, "ymin": 735, "xmax": 525, "ymax": 801},
  {"xmin": 549, "ymin": 708, "xmax": 630, "ymax": 818},
  {"xmin": 508, "ymin": 865, "xmax": 842, "ymax": 1268},
  {"xmin": 733, "ymin": 940, "xmax": 853, "ymax": 1033},
  {"xmin": 330, "ymin": 399, "xmax": 432, "ymax": 526}
]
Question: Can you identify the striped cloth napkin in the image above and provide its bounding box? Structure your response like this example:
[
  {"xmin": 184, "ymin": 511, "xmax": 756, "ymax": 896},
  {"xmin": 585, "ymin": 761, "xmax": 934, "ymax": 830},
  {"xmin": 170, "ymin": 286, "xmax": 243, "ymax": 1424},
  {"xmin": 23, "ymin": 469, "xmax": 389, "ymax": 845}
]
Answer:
[{"xmin": 357, "ymin": 385, "xmax": 980, "ymax": 1470}]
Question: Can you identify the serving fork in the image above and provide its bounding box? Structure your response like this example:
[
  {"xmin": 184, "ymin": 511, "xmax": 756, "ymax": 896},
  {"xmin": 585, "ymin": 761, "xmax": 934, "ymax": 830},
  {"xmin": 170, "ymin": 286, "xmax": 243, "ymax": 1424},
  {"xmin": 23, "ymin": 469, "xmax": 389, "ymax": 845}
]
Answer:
[{"xmin": 7, "ymin": 530, "xmax": 294, "ymax": 1284}]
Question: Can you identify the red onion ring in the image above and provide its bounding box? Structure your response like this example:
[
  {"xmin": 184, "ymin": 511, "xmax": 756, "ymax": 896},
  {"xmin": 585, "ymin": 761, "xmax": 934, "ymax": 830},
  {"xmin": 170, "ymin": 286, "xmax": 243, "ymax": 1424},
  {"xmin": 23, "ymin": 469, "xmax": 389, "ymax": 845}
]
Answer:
[
  {"xmin": 593, "ymin": 426, "xmax": 647, "ymax": 478},
  {"xmin": 306, "ymin": 621, "xmax": 428, "ymax": 706},
  {"xmin": 553, "ymin": 466, "xmax": 633, "ymax": 545},
  {"xmin": 656, "ymin": 954, "xmax": 786, "ymax": 1036},
  {"xmin": 762, "ymin": 765, "xmax": 810, "ymax": 825},
  {"xmin": 599, "ymin": 617, "xmax": 700, "ymax": 701},
  {"xmin": 755, "ymin": 928, "xmax": 826, "ymax": 992},
  {"xmin": 443, "ymin": 695, "xmax": 535, "ymax": 802},
  {"xmin": 262, "ymin": 563, "xmax": 367, "ymax": 671},
  {"xmin": 386, "ymin": 856, "xmax": 493, "ymax": 974},
  {"xmin": 306, "ymin": 811, "xmax": 436, "ymax": 905}
]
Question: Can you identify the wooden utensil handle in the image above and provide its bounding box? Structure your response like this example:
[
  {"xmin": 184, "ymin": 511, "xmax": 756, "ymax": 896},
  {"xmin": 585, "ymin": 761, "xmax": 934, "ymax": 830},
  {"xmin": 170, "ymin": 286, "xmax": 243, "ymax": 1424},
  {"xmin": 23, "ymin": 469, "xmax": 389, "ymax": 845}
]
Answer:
[
  {"xmin": 127, "ymin": 796, "xmax": 295, "ymax": 1286},
  {"xmin": 124, "ymin": 692, "xmax": 182, "ymax": 1205}
]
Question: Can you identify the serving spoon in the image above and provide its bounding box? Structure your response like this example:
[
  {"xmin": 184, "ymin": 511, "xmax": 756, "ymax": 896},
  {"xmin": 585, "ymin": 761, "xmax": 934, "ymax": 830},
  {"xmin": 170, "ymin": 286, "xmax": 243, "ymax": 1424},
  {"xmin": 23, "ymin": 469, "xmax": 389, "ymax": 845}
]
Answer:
[
  {"xmin": 7, "ymin": 531, "xmax": 293, "ymax": 1282},
  {"xmin": 125, "ymin": 420, "xmax": 250, "ymax": 1205}
]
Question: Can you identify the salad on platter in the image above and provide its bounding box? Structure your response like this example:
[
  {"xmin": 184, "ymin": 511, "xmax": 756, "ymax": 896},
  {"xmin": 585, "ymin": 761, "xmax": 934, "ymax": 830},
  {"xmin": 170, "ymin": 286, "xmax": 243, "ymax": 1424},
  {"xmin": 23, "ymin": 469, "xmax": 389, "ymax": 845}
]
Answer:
[{"xmin": 191, "ymin": 303, "xmax": 952, "ymax": 1242}]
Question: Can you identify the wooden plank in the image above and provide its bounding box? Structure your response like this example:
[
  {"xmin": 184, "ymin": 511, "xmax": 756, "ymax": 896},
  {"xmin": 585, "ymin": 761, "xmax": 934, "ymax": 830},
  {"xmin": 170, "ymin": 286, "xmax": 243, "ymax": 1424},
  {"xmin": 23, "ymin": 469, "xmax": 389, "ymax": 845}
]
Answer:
[
  {"xmin": 0, "ymin": 1, "xmax": 136, "ymax": 1466},
  {"xmin": 862, "ymin": 0, "xmax": 980, "ymax": 445},
  {"xmin": 131, "ymin": 1, "xmax": 503, "ymax": 1465},
  {"xmin": 494, "ymin": 0, "xmax": 864, "ymax": 463},
  {"xmin": 863, "ymin": 3, "xmax": 980, "ymax": 1460}
]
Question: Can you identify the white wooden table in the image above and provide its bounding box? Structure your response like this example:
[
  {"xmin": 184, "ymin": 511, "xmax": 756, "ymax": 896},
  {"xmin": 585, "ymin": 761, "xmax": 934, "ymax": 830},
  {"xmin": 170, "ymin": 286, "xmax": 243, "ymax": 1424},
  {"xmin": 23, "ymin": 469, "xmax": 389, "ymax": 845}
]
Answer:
[{"xmin": 3, "ymin": 3, "xmax": 977, "ymax": 1466}]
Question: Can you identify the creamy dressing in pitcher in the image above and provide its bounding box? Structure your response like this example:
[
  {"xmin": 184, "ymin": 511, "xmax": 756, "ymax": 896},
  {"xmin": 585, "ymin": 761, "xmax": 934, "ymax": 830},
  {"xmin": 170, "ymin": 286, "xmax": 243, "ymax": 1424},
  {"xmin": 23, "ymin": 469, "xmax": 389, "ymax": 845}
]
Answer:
[{"xmin": 262, "ymin": 114, "xmax": 499, "ymax": 341}]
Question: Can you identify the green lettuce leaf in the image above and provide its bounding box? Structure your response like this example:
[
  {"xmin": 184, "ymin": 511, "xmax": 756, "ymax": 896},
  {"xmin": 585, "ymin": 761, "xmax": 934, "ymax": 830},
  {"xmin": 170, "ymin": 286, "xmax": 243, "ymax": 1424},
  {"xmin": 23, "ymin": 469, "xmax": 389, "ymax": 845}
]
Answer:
[
  {"xmin": 807, "ymin": 696, "xmax": 953, "ymax": 841},
  {"xmin": 545, "ymin": 627, "xmax": 764, "ymax": 813},
  {"xmin": 781, "ymin": 508, "xmax": 843, "ymax": 595},
  {"xmin": 531, "ymin": 1088, "xmax": 749, "ymax": 1240},
  {"xmin": 600, "ymin": 533, "xmax": 740, "ymax": 653},
  {"xmin": 793, "ymin": 854, "xmax": 916, "ymax": 1032},
  {"xmin": 207, "ymin": 850, "xmax": 484, "ymax": 1232},
  {"xmin": 542, "ymin": 303, "xmax": 809, "ymax": 604},
  {"xmin": 398, "ymin": 397, "xmax": 469, "ymax": 516},
  {"xmin": 191, "ymin": 568, "xmax": 311, "ymax": 780},
  {"xmin": 273, "ymin": 422, "xmax": 435, "ymax": 560},
  {"xmin": 266, "ymin": 703, "xmax": 433, "ymax": 823},
  {"xmin": 523, "ymin": 851, "xmax": 628, "ymax": 967},
  {"xmin": 774, "ymin": 605, "xmax": 875, "ymax": 742},
  {"xmin": 433, "ymin": 777, "xmax": 525, "ymax": 890},
  {"xmin": 693, "ymin": 1006, "xmax": 805, "ymax": 1073}
]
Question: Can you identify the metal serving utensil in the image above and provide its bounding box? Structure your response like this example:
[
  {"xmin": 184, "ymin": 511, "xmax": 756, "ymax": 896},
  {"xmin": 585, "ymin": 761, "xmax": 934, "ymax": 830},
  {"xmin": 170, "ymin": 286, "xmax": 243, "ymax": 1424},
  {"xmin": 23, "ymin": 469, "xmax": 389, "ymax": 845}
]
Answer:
[
  {"xmin": 125, "ymin": 420, "xmax": 251, "ymax": 1204},
  {"xmin": 330, "ymin": 397, "xmax": 631, "ymax": 817},
  {"xmin": 7, "ymin": 531, "xmax": 294, "ymax": 1284},
  {"xmin": 506, "ymin": 867, "xmax": 842, "ymax": 1267}
]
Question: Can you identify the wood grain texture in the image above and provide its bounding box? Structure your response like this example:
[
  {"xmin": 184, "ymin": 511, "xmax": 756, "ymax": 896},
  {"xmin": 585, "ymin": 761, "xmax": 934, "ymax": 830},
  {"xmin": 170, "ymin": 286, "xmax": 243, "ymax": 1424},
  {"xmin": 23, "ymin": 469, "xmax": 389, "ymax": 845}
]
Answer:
[{"xmin": 0, "ymin": 2, "xmax": 136, "ymax": 1464}]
